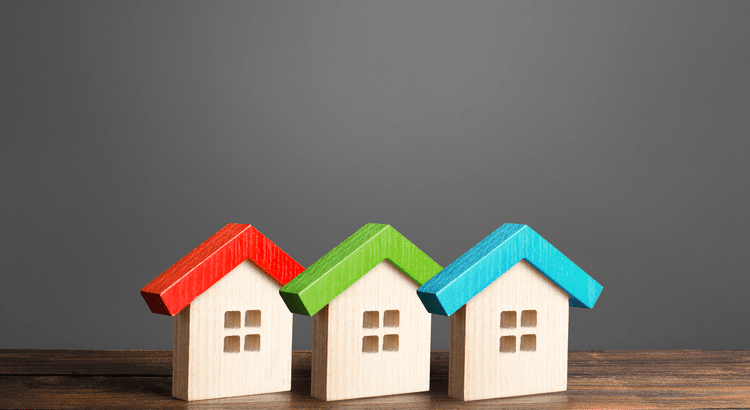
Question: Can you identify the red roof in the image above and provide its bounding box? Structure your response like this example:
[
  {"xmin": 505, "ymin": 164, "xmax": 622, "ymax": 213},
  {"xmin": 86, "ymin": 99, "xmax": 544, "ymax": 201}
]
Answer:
[{"xmin": 141, "ymin": 224, "xmax": 304, "ymax": 316}]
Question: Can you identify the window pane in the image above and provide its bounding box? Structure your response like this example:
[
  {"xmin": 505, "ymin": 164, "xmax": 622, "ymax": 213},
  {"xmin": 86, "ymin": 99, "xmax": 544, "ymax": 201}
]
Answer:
[
  {"xmin": 521, "ymin": 310, "xmax": 537, "ymax": 327},
  {"xmin": 362, "ymin": 335, "xmax": 379, "ymax": 353},
  {"xmin": 384, "ymin": 310, "xmax": 399, "ymax": 327},
  {"xmin": 224, "ymin": 336, "xmax": 240, "ymax": 353},
  {"xmin": 521, "ymin": 334, "xmax": 536, "ymax": 352},
  {"xmin": 246, "ymin": 310, "xmax": 261, "ymax": 327},
  {"xmin": 363, "ymin": 311, "xmax": 379, "ymax": 329},
  {"xmin": 500, "ymin": 311, "xmax": 517, "ymax": 328},
  {"xmin": 383, "ymin": 334, "xmax": 399, "ymax": 352},
  {"xmin": 224, "ymin": 311, "xmax": 241, "ymax": 329},
  {"xmin": 245, "ymin": 334, "xmax": 260, "ymax": 352},
  {"xmin": 500, "ymin": 335, "xmax": 516, "ymax": 353}
]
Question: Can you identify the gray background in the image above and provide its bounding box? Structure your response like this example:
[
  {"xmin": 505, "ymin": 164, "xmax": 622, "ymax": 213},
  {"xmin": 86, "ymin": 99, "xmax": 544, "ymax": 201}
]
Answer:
[{"xmin": 1, "ymin": 1, "xmax": 749, "ymax": 351}]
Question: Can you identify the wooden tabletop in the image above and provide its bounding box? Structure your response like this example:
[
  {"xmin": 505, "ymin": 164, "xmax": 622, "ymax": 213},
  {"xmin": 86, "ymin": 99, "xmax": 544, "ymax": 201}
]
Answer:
[{"xmin": 1, "ymin": 350, "xmax": 748, "ymax": 409}]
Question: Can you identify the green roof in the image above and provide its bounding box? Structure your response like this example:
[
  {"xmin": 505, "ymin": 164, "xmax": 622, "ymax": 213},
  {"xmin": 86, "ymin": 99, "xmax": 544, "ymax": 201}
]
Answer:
[{"xmin": 279, "ymin": 224, "xmax": 442, "ymax": 316}]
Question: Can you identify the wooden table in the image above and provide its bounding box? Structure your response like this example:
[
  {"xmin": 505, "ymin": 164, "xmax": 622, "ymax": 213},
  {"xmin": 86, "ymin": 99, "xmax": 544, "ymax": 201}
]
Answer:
[{"xmin": 1, "ymin": 350, "xmax": 748, "ymax": 409}]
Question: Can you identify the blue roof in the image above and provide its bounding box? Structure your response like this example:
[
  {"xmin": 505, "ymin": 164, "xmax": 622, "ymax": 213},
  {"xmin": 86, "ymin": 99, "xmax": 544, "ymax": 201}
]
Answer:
[{"xmin": 417, "ymin": 224, "xmax": 602, "ymax": 316}]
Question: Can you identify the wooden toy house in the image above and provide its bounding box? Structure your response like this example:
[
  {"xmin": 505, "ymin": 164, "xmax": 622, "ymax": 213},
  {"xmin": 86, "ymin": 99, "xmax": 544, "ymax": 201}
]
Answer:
[
  {"xmin": 279, "ymin": 224, "xmax": 442, "ymax": 401},
  {"xmin": 140, "ymin": 223, "xmax": 304, "ymax": 401},
  {"xmin": 417, "ymin": 224, "xmax": 602, "ymax": 401}
]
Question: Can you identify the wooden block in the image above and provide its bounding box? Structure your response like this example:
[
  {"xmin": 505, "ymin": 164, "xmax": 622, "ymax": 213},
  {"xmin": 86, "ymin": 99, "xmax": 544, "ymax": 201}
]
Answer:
[
  {"xmin": 172, "ymin": 260, "xmax": 294, "ymax": 400},
  {"xmin": 417, "ymin": 223, "xmax": 602, "ymax": 317},
  {"xmin": 449, "ymin": 260, "xmax": 569, "ymax": 401},
  {"xmin": 140, "ymin": 223, "xmax": 304, "ymax": 401},
  {"xmin": 280, "ymin": 223, "xmax": 442, "ymax": 316},
  {"xmin": 418, "ymin": 223, "xmax": 601, "ymax": 401},
  {"xmin": 311, "ymin": 261, "xmax": 431, "ymax": 401},
  {"xmin": 281, "ymin": 224, "xmax": 441, "ymax": 401}
]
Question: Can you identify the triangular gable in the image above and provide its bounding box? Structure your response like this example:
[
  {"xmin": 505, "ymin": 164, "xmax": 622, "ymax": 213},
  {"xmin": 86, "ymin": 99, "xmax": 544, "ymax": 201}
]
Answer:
[
  {"xmin": 141, "ymin": 223, "xmax": 305, "ymax": 316},
  {"xmin": 417, "ymin": 224, "xmax": 602, "ymax": 316},
  {"xmin": 280, "ymin": 223, "xmax": 442, "ymax": 316}
]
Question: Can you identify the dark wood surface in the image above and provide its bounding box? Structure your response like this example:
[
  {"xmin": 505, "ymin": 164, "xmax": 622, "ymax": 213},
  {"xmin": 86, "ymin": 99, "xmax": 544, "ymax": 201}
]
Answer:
[{"xmin": 1, "ymin": 350, "xmax": 749, "ymax": 409}]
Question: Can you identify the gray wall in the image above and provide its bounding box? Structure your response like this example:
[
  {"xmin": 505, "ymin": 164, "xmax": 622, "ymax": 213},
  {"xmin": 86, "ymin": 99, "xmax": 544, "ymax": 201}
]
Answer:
[{"xmin": 2, "ymin": 1, "xmax": 749, "ymax": 351}]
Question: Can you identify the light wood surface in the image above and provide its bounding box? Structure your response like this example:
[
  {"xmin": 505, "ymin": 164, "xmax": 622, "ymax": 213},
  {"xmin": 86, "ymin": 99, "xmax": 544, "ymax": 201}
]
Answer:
[
  {"xmin": 449, "ymin": 260, "xmax": 569, "ymax": 400},
  {"xmin": 311, "ymin": 260, "xmax": 431, "ymax": 400},
  {"xmin": 173, "ymin": 260, "xmax": 293, "ymax": 401}
]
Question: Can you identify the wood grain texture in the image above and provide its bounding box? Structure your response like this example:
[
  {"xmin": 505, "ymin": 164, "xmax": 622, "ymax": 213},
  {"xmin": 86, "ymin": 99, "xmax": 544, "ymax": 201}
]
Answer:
[
  {"xmin": 417, "ymin": 223, "xmax": 602, "ymax": 316},
  {"xmin": 172, "ymin": 260, "xmax": 293, "ymax": 401},
  {"xmin": 280, "ymin": 224, "xmax": 442, "ymax": 316},
  {"xmin": 310, "ymin": 306, "xmax": 328, "ymax": 399},
  {"xmin": 172, "ymin": 304, "xmax": 190, "ymax": 398},
  {"xmin": 141, "ymin": 223, "xmax": 304, "ymax": 316},
  {"xmin": 311, "ymin": 261, "xmax": 431, "ymax": 401},
  {"xmin": 450, "ymin": 261, "xmax": 569, "ymax": 401},
  {"xmin": 2, "ymin": 350, "xmax": 750, "ymax": 409}
]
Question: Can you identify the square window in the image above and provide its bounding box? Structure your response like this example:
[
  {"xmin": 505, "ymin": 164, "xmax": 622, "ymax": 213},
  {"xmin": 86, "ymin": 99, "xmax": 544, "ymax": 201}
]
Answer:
[
  {"xmin": 500, "ymin": 335, "xmax": 516, "ymax": 353},
  {"xmin": 383, "ymin": 334, "xmax": 399, "ymax": 352},
  {"xmin": 384, "ymin": 310, "xmax": 399, "ymax": 327},
  {"xmin": 500, "ymin": 311, "xmax": 517, "ymax": 328},
  {"xmin": 224, "ymin": 311, "xmax": 241, "ymax": 328},
  {"xmin": 521, "ymin": 334, "xmax": 536, "ymax": 352},
  {"xmin": 362, "ymin": 335, "xmax": 379, "ymax": 353},
  {"xmin": 521, "ymin": 310, "xmax": 537, "ymax": 327},
  {"xmin": 224, "ymin": 335, "xmax": 240, "ymax": 353},
  {"xmin": 363, "ymin": 311, "xmax": 379, "ymax": 329},
  {"xmin": 245, "ymin": 310, "xmax": 261, "ymax": 327},
  {"xmin": 245, "ymin": 334, "xmax": 260, "ymax": 352}
]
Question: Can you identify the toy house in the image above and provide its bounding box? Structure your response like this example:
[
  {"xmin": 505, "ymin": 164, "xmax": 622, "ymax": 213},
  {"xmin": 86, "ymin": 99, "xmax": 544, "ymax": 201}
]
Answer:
[
  {"xmin": 140, "ymin": 223, "xmax": 304, "ymax": 401},
  {"xmin": 279, "ymin": 223, "xmax": 442, "ymax": 401},
  {"xmin": 417, "ymin": 224, "xmax": 602, "ymax": 401}
]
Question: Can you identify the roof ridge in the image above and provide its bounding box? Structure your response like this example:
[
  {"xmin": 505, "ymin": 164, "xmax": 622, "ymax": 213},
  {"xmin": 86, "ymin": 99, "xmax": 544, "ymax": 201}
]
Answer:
[
  {"xmin": 158, "ymin": 224, "xmax": 251, "ymax": 296},
  {"xmin": 280, "ymin": 223, "xmax": 441, "ymax": 316},
  {"xmin": 417, "ymin": 223, "xmax": 602, "ymax": 316},
  {"xmin": 299, "ymin": 223, "xmax": 390, "ymax": 293},
  {"xmin": 433, "ymin": 224, "xmax": 528, "ymax": 299},
  {"xmin": 141, "ymin": 223, "xmax": 304, "ymax": 316}
]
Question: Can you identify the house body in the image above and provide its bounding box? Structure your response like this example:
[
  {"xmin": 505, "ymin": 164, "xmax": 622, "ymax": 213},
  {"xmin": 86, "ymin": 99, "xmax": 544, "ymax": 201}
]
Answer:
[
  {"xmin": 141, "ymin": 224, "xmax": 304, "ymax": 401},
  {"xmin": 417, "ymin": 224, "xmax": 602, "ymax": 401},
  {"xmin": 280, "ymin": 224, "xmax": 442, "ymax": 401}
]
